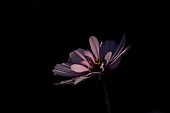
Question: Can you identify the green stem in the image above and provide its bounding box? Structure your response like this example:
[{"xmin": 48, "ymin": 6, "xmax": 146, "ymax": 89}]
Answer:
[{"xmin": 101, "ymin": 77, "xmax": 112, "ymax": 113}]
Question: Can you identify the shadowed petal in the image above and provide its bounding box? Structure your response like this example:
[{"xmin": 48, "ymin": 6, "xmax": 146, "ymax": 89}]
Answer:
[
  {"xmin": 54, "ymin": 72, "xmax": 102, "ymax": 85},
  {"xmin": 62, "ymin": 62, "xmax": 72, "ymax": 67},
  {"xmin": 68, "ymin": 48, "xmax": 85, "ymax": 63},
  {"xmin": 68, "ymin": 51, "xmax": 83, "ymax": 63},
  {"xmin": 110, "ymin": 34, "xmax": 126, "ymax": 61},
  {"xmin": 54, "ymin": 64, "xmax": 73, "ymax": 73},
  {"xmin": 71, "ymin": 64, "xmax": 89, "ymax": 73},
  {"xmin": 77, "ymin": 48, "xmax": 85, "ymax": 54},
  {"xmin": 54, "ymin": 78, "xmax": 75, "ymax": 85},
  {"xmin": 84, "ymin": 50, "xmax": 95, "ymax": 63},
  {"xmin": 109, "ymin": 40, "xmax": 116, "ymax": 54},
  {"xmin": 100, "ymin": 40, "xmax": 116, "ymax": 60},
  {"xmin": 100, "ymin": 40, "xmax": 110, "ymax": 60},
  {"xmin": 53, "ymin": 69, "xmax": 80, "ymax": 77},
  {"xmin": 54, "ymin": 76, "xmax": 89, "ymax": 85},
  {"xmin": 104, "ymin": 52, "xmax": 112, "ymax": 66},
  {"xmin": 89, "ymin": 36, "xmax": 100, "ymax": 59},
  {"xmin": 75, "ymin": 50, "xmax": 87, "ymax": 61}
]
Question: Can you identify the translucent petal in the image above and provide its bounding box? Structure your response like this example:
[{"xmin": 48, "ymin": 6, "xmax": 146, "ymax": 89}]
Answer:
[
  {"xmin": 110, "ymin": 34, "xmax": 126, "ymax": 61},
  {"xmin": 84, "ymin": 50, "xmax": 95, "ymax": 63},
  {"xmin": 80, "ymin": 60, "xmax": 91, "ymax": 67},
  {"xmin": 104, "ymin": 52, "xmax": 112, "ymax": 66},
  {"xmin": 108, "ymin": 57, "xmax": 121, "ymax": 69},
  {"xmin": 68, "ymin": 48, "xmax": 85, "ymax": 63},
  {"xmin": 89, "ymin": 36, "xmax": 100, "ymax": 59},
  {"xmin": 109, "ymin": 46, "xmax": 130, "ymax": 65},
  {"xmin": 71, "ymin": 64, "xmax": 89, "ymax": 73}
]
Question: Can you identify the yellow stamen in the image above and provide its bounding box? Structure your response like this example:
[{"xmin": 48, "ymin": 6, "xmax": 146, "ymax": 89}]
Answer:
[{"xmin": 95, "ymin": 58, "xmax": 100, "ymax": 65}]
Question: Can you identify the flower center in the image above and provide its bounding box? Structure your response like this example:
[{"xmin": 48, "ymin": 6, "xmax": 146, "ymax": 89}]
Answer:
[{"xmin": 88, "ymin": 58, "xmax": 102, "ymax": 72}]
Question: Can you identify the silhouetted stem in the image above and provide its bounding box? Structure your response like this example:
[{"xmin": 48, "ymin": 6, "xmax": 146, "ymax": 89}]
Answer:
[{"xmin": 101, "ymin": 77, "xmax": 111, "ymax": 113}]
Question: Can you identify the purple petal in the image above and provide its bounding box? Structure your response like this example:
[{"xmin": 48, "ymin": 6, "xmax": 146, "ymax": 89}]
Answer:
[
  {"xmin": 108, "ymin": 57, "xmax": 121, "ymax": 69},
  {"xmin": 71, "ymin": 64, "xmax": 89, "ymax": 73},
  {"xmin": 109, "ymin": 46, "xmax": 130, "ymax": 65},
  {"xmin": 68, "ymin": 48, "xmax": 85, "ymax": 63},
  {"xmin": 100, "ymin": 40, "xmax": 116, "ymax": 60},
  {"xmin": 62, "ymin": 62, "xmax": 72, "ymax": 67},
  {"xmin": 80, "ymin": 60, "xmax": 91, "ymax": 67},
  {"xmin": 68, "ymin": 51, "xmax": 83, "ymax": 63},
  {"xmin": 104, "ymin": 52, "xmax": 112, "ymax": 66},
  {"xmin": 53, "ymin": 69, "xmax": 80, "ymax": 77},
  {"xmin": 77, "ymin": 48, "xmax": 85, "ymax": 54},
  {"xmin": 84, "ymin": 50, "xmax": 95, "ymax": 63},
  {"xmin": 110, "ymin": 34, "xmax": 126, "ymax": 61},
  {"xmin": 54, "ymin": 64, "xmax": 73, "ymax": 73},
  {"xmin": 74, "ymin": 49, "xmax": 87, "ymax": 61},
  {"xmin": 109, "ymin": 40, "xmax": 116, "ymax": 54},
  {"xmin": 100, "ymin": 40, "xmax": 110, "ymax": 60},
  {"xmin": 89, "ymin": 36, "xmax": 100, "ymax": 59}
]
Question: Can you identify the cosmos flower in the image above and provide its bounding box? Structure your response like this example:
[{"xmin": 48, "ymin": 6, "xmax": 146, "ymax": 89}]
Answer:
[{"xmin": 53, "ymin": 34, "xmax": 130, "ymax": 85}]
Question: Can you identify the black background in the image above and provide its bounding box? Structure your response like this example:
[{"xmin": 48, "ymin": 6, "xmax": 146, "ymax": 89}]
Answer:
[{"xmin": 2, "ymin": 2, "xmax": 170, "ymax": 113}]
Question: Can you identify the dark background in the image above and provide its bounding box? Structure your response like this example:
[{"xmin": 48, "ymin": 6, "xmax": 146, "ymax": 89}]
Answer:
[{"xmin": 2, "ymin": 2, "xmax": 170, "ymax": 113}]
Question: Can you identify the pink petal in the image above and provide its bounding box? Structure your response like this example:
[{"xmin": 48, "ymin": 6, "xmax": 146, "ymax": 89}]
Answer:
[
  {"xmin": 84, "ymin": 50, "xmax": 95, "ymax": 63},
  {"xmin": 104, "ymin": 52, "xmax": 112, "ymax": 66},
  {"xmin": 89, "ymin": 36, "xmax": 100, "ymax": 59},
  {"xmin": 71, "ymin": 64, "xmax": 89, "ymax": 73},
  {"xmin": 80, "ymin": 60, "xmax": 91, "ymax": 67}
]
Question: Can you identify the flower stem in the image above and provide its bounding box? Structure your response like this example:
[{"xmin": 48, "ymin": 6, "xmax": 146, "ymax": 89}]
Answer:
[{"xmin": 101, "ymin": 77, "xmax": 112, "ymax": 113}]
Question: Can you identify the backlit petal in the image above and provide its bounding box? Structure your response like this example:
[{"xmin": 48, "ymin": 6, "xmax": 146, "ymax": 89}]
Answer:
[
  {"xmin": 104, "ymin": 52, "xmax": 112, "ymax": 66},
  {"xmin": 71, "ymin": 64, "xmax": 89, "ymax": 73},
  {"xmin": 109, "ymin": 46, "xmax": 130, "ymax": 65},
  {"xmin": 84, "ymin": 50, "xmax": 95, "ymax": 63},
  {"xmin": 80, "ymin": 60, "xmax": 91, "ymax": 67},
  {"xmin": 108, "ymin": 57, "xmax": 121, "ymax": 69},
  {"xmin": 89, "ymin": 36, "xmax": 100, "ymax": 59},
  {"xmin": 110, "ymin": 34, "xmax": 126, "ymax": 61}
]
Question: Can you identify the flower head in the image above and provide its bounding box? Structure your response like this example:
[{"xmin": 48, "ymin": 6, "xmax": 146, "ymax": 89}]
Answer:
[{"xmin": 53, "ymin": 34, "xmax": 130, "ymax": 85}]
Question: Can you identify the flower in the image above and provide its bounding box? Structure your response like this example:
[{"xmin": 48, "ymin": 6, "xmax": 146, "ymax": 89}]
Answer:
[{"xmin": 53, "ymin": 34, "xmax": 130, "ymax": 85}]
